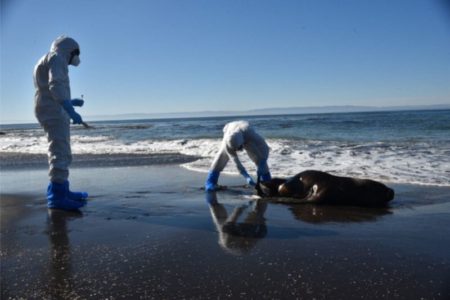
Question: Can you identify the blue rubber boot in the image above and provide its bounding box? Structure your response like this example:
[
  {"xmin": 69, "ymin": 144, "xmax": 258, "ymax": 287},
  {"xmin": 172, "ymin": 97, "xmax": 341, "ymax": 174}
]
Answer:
[
  {"xmin": 64, "ymin": 180, "xmax": 88, "ymax": 200},
  {"xmin": 47, "ymin": 182, "xmax": 87, "ymax": 211},
  {"xmin": 205, "ymin": 171, "xmax": 220, "ymax": 191}
]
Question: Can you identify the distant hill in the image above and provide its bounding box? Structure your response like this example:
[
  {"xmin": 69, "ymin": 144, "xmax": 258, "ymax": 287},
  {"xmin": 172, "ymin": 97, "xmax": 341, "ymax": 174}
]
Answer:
[
  {"xmin": 2, "ymin": 104, "xmax": 449, "ymax": 124},
  {"xmin": 86, "ymin": 104, "xmax": 450, "ymax": 121}
]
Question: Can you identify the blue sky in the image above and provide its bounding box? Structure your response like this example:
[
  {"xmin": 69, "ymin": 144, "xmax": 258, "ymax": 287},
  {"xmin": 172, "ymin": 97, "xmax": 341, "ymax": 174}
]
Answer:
[{"xmin": 1, "ymin": 0, "xmax": 449, "ymax": 123}]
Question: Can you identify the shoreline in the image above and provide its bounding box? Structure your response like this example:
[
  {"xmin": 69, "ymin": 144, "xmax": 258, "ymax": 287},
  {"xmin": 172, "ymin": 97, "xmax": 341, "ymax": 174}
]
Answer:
[
  {"xmin": 1, "ymin": 164, "xmax": 450, "ymax": 298},
  {"xmin": 0, "ymin": 152, "xmax": 200, "ymax": 170},
  {"xmin": 2, "ymin": 151, "xmax": 449, "ymax": 189}
]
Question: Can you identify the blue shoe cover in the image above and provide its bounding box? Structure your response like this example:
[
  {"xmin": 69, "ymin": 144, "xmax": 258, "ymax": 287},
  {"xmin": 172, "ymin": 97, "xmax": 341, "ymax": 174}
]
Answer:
[
  {"xmin": 64, "ymin": 180, "xmax": 88, "ymax": 200},
  {"xmin": 47, "ymin": 182, "xmax": 87, "ymax": 211},
  {"xmin": 205, "ymin": 171, "xmax": 220, "ymax": 191}
]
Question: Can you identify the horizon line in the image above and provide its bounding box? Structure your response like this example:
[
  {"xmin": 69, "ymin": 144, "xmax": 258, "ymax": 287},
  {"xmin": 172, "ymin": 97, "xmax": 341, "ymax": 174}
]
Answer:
[{"xmin": 1, "ymin": 103, "xmax": 449, "ymax": 125}]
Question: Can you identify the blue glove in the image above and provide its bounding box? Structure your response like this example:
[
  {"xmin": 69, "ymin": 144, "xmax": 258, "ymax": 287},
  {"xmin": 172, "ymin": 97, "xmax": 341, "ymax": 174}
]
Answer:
[
  {"xmin": 257, "ymin": 159, "xmax": 271, "ymax": 182},
  {"xmin": 205, "ymin": 170, "xmax": 220, "ymax": 191},
  {"xmin": 241, "ymin": 170, "xmax": 256, "ymax": 186},
  {"xmin": 259, "ymin": 172, "xmax": 272, "ymax": 182},
  {"xmin": 71, "ymin": 98, "xmax": 84, "ymax": 107},
  {"xmin": 62, "ymin": 99, "xmax": 83, "ymax": 124},
  {"xmin": 246, "ymin": 176, "xmax": 256, "ymax": 186}
]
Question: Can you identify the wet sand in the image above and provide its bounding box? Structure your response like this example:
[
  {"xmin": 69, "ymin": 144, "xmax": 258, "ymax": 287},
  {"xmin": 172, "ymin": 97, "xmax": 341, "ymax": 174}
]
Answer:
[
  {"xmin": 0, "ymin": 152, "xmax": 199, "ymax": 170},
  {"xmin": 1, "ymin": 165, "xmax": 450, "ymax": 299}
]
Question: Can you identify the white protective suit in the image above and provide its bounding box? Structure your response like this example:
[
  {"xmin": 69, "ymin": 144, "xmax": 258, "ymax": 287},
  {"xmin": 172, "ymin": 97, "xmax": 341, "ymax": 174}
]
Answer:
[
  {"xmin": 33, "ymin": 36, "xmax": 80, "ymax": 183},
  {"xmin": 210, "ymin": 121, "xmax": 270, "ymax": 177}
]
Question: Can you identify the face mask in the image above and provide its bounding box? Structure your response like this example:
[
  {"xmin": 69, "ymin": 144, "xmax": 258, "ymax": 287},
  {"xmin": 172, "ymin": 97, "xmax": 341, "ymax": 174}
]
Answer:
[{"xmin": 70, "ymin": 55, "xmax": 80, "ymax": 66}]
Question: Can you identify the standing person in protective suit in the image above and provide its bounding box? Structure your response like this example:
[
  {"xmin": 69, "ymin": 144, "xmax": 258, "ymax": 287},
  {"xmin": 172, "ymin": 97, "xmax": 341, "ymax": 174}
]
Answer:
[
  {"xmin": 34, "ymin": 36, "xmax": 88, "ymax": 210},
  {"xmin": 205, "ymin": 120, "xmax": 272, "ymax": 191}
]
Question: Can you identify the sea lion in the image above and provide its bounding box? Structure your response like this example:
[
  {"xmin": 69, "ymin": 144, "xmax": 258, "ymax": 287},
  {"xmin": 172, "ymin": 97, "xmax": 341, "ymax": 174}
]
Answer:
[{"xmin": 256, "ymin": 170, "xmax": 394, "ymax": 207}]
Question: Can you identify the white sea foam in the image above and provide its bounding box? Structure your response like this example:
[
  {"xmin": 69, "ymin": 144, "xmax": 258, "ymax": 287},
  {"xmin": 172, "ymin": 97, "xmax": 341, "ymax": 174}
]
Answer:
[
  {"xmin": 182, "ymin": 138, "xmax": 450, "ymax": 187},
  {"xmin": 2, "ymin": 131, "xmax": 448, "ymax": 186}
]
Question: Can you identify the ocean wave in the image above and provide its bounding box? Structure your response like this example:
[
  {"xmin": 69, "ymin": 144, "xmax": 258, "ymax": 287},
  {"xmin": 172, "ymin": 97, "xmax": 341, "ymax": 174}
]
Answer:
[{"xmin": 2, "ymin": 131, "xmax": 448, "ymax": 186}]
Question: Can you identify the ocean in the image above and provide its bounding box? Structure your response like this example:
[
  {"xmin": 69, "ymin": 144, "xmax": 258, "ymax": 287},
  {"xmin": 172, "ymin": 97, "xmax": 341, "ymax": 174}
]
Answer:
[{"xmin": 1, "ymin": 109, "xmax": 449, "ymax": 186}]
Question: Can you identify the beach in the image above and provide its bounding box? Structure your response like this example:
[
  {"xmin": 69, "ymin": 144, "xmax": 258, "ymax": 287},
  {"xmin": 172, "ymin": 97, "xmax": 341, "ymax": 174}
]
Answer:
[
  {"xmin": 1, "ymin": 163, "xmax": 450, "ymax": 299},
  {"xmin": 3, "ymin": 0, "xmax": 450, "ymax": 297}
]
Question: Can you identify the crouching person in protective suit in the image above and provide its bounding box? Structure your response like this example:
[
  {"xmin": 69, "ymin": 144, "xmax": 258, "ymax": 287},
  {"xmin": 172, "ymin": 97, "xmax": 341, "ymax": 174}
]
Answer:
[{"xmin": 205, "ymin": 121, "xmax": 272, "ymax": 191}]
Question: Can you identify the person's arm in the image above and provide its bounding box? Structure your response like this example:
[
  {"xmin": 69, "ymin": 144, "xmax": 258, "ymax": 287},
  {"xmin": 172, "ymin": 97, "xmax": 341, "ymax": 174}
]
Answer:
[
  {"xmin": 48, "ymin": 56, "xmax": 83, "ymax": 124},
  {"xmin": 226, "ymin": 145, "xmax": 255, "ymax": 186},
  {"xmin": 48, "ymin": 55, "xmax": 70, "ymax": 104},
  {"xmin": 226, "ymin": 146, "xmax": 245, "ymax": 174}
]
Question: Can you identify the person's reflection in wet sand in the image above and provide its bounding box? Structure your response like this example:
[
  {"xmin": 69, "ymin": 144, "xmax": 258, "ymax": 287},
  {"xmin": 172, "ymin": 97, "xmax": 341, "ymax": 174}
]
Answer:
[
  {"xmin": 288, "ymin": 204, "xmax": 392, "ymax": 224},
  {"xmin": 46, "ymin": 209, "xmax": 82, "ymax": 298},
  {"xmin": 206, "ymin": 192, "xmax": 267, "ymax": 255}
]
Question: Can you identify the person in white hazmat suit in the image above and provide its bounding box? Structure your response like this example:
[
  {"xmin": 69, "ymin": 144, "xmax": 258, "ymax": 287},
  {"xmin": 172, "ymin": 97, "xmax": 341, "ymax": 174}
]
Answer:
[
  {"xmin": 34, "ymin": 36, "xmax": 88, "ymax": 211},
  {"xmin": 205, "ymin": 121, "xmax": 272, "ymax": 191}
]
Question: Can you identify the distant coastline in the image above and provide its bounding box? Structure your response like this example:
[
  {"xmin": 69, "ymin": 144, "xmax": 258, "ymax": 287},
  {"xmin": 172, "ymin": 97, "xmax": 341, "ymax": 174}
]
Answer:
[
  {"xmin": 1, "ymin": 104, "xmax": 449, "ymax": 125},
  {"xmin": 74, "ymin": 104, "xmax": 450, "ymax": 122}
]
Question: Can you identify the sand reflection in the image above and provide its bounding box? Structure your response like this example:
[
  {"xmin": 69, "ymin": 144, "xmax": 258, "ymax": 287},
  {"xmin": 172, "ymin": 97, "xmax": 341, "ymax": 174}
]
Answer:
[
  {"xmin": 287, "ymin": 204, "xmax": 392, "ymax": 224},
  {"xmin": 46, "ymin": 209, "xmax": 82, "ymax": 299},
  {"xmin": 206, "ymin": 192, "xmax": 267, "ymax": 255}
]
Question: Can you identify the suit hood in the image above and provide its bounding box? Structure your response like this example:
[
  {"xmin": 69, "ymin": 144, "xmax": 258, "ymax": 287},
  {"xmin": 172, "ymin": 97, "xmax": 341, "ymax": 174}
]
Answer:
[{"xmin": 50, "ymin": 36, "xmax": 80, "ymax": 63}]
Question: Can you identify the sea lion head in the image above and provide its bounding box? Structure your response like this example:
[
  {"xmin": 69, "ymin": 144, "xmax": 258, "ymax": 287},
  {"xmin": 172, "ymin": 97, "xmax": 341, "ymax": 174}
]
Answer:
[
  {"xmin": 256, "ymin": 178, "xmax": 287, "ymax": 197},
  {"xmin": 278, "ymin": 176, "xmax": 305, "ymax": 197}
]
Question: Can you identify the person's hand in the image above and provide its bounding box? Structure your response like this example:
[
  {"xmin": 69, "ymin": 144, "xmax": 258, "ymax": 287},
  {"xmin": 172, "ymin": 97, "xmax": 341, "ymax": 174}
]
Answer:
[
  {"xmin": 70, "ymin": 112, "xmax": 83, "ymax": 124},
  {"xmin": 71, "ymin": 99, "xmax": 84, "ymax": 107},
  {"xmin": 259, "ymin": 172, "xmax": 272, "ymax": 182},
  {"xmin": 62, "ymin": 99, "xmax": 83, "ymax": 124},
  {"xmin": 246, "ymin": 175, "xmax": 256, "ymax": 186},
  {"xmin": 241, "ymin": 170, "xmax": 256, "ymax": 187}
]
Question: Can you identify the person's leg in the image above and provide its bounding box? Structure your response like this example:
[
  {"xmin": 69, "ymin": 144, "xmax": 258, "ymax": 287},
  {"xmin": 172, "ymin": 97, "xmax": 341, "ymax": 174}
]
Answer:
[
  {"xmin": 210, "ymin": 146, "xmax": 229, "ymax": 174},
  {"xmin": 45, "ymin": 118, "xmax": 88, "ymax": 200},
  {"xmin": 43, "ymin": 118, "xmax": 86, "ymax": 210},
  {"xmin": 205, "ymin": 144, "xmax": 229, "ymax": 191},
  {"xmin": 45, "ymin": 118, "xmax": 71, "ymax": 184}
]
